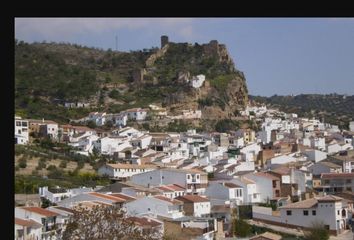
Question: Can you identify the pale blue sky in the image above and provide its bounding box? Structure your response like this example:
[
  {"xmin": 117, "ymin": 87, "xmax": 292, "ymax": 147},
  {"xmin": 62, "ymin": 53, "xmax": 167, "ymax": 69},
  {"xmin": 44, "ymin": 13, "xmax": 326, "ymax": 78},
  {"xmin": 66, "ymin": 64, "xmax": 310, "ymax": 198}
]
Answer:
[{"xmin": 15, "ymin": 18, "xmax": 354, "ymax": 96}]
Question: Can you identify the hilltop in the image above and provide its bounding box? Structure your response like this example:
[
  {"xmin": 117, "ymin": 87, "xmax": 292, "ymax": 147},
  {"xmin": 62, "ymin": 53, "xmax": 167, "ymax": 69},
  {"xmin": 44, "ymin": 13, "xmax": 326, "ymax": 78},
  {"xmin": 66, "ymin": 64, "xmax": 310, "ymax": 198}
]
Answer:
[{"xmin": 15, "ymin": 37, "xmax": 248, "ymax": 125}]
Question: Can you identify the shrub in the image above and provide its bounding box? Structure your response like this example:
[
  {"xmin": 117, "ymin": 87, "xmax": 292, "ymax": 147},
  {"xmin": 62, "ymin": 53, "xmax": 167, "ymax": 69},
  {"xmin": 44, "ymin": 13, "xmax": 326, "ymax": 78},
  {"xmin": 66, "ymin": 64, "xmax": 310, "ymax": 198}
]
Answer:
[
  {"xmin": 59, "ymin": 160, "xmax": 67, "ymax": 168},
  {"xmin": 304, "ymin": 221, "xmax": 329, "ymax": 240},
  {"xmin": 46, "ymin": 165, "xmax": 57, "ymax": 171},
  {"xmin": 18, "ymin": 158, "xmax": 27, "ymax": 168},
  {"xmin": 233, "ymin": 218, "xmax": 251, "ymax": 237}
]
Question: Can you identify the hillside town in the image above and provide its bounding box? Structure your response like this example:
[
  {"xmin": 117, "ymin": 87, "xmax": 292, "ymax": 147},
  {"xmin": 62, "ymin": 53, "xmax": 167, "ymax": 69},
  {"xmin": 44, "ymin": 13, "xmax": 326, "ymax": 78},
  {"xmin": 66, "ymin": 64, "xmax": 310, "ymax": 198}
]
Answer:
[{"xmin": 14, "ymin": 103, "xmax": 354, "ymax": 240}]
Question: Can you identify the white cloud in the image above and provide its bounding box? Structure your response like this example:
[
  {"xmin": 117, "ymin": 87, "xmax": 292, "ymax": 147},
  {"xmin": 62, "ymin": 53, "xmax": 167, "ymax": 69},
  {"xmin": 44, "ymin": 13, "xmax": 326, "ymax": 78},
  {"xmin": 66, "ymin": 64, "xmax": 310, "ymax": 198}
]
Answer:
[{"xmin": 15, "ymin": 18, "xmax": 195, "ymax": 41}]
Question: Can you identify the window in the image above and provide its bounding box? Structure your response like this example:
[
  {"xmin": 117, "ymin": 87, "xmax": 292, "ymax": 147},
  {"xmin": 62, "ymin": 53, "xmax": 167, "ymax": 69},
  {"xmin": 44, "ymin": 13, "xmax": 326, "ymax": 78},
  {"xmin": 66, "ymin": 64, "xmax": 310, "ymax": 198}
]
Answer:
[
  {"xmin": 303, "ymin": 210, "xmax": 308, "ymax": 216},
  {"xmin": 148, "ymin": 208, "xmax": 150, "ymax": 211},
  {"xmin": 150, "ymin": 176, "xmax": 152, "ymax": 180},
  {"xmin": 162, "ymin": 176, "xmax": 164, "ymax": 179},
  {"xmin": 18, "ymin": 130, "xmax": 21, "ymax": 134},
  {"xmin": 312, "ymin": 210, "xmax": 316, "ymax": 215},
  {"xmin": 346, "ymin": 179, "xmax": 352, "ymax": 184},
  {"xmin": 187, "ymin": 175, "xmax": 190, "ymax": 179},
  {"xmin": 239, "ymin": 190, "xmax": 242, "ymax": 197},
  {"xmin": 324, "ymin": 180, "xmax": 330, "ymax": 184},
  {"xmin": 272, "ymin": 181, "xmax": 277, "ymax": 188},
  {"xmin": 22, "ymin": 122, "xmax": 28, "ymax": 127},
  {"xmin": 16, "ymin": 121, "xmax": 21, "ymax": 126},
  {"xmin": 347, "ymin": 187, "xmax": 351, "ymax": 191},
  {"xmin": 196, "ymin": 175, "xmax": 199, "ymax": 179},
  {"xmin": 338, "ymin": 210, "xmax": 340, "ymax": 215},
  {"xmin": 286, "ymin": 210, "xmax": 292, "ymax": 216}
]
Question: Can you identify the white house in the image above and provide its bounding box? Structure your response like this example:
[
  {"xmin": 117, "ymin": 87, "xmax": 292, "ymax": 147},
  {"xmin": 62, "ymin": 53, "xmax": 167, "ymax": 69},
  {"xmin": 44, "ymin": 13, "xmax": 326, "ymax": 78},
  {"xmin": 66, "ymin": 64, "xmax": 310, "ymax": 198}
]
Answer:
[
  {"xmin": 304, "ymin": 149, "xmax": 328, "ymax": 162},
  {"xmin": 15, "ymin": 116, "xmax": 29, "ymax": 145},
  {"xmin": 327, "ymin": 142, "xmax": 342, "ymax": 155},
  {"xmin": 69, "ymin": 134, "xmax": 100, "ymax": 155},
  {"xmin": 232, "ymin": 177, "xmax": 261, "ymax": 204},
  {"xmin": 155, "ymin": 184, "xmax": 186, "ymax": 199},
  {"xmin": 309, "ymin": 161, "xmax": 342, "ymax": 176},
  {"xmin": 88, "ymin": 112, "xmax": 107, "ymax": 126},
  {"xmin": 125, "ymin": 108, "xmax": 148, "ymax": 121},
  {"xmin": 15, "ymin": 207, "xmax": 59, "ymax": 240},
  {"xmin": 130, "ymin": 134, "xmax": 152, "ymax": 149},
  {"xmin": 15, "ymin": 217, "xmax": 42, "ymax": 240},
  {"xmin": 245, "ymin": 172, "xmax": 281, "ymax": 201},
  {"xmin": 130, "ymin": 168, "xmax": 208, "ymax": 194},
  {"xmin": 93, "ymin": 136, "xmax": 133, "ymax": 155},
  {"xmin": 45, "ymin": 122, "xmax": 59, "ymax": 140},
  {"xmin": 98, "ymin": 163, "xmax": 157, "ymax": 179},
  {"xmin": 124, "ymin": 195, "xmax": 184, "ymax": 219},
  {"xmin": 175, "ymin": 195, "xmax": 211, "ymax": 217},
  {"xmin": 38, "ymin": 186, "xmax": 94, "ymax": 203},
  {"xmin": 205, "ymin": 182, "xmax": 244, "ymax": 205},
  {"xmin": 112, "ymin": 113, "xmax": 128, "ymax": 127},
  {"xmin": 266, "ymin": 154, "xmax": 297, "ymax": 169},
  {"xmin": 278, "ymin": 195, "xmax": 350, "ymax": 235}
]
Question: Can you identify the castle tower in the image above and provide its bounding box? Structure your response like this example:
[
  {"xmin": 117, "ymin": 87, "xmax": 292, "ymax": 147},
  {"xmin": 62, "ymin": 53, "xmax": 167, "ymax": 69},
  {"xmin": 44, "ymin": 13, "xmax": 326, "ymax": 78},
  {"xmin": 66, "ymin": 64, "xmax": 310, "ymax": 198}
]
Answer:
[{"xmin": 161, "ymin": 35, "xmax": 169, "ymax": 48}]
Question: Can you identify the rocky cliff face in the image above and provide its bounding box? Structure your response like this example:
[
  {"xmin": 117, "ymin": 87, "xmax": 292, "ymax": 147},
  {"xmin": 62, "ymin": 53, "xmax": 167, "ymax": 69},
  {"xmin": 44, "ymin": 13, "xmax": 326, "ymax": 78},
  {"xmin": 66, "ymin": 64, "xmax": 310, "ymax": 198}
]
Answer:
[{"xmin": 138, "ymin": 39, "xmax": 249, "ymax": 119}]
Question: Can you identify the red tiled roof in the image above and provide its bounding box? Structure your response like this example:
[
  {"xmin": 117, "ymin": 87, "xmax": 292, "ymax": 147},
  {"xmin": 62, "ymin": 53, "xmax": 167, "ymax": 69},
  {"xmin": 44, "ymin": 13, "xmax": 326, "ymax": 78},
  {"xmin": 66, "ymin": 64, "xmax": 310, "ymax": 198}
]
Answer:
[
  {"xmin": 15, "ymin": 218, "xmax": 42, "ymax": 228},
  {"xmin": 110, "ymin": 193, "xmax": 136, "ymax": 201},
  {"xmin": 254, "ymin": 172, "xmax": 280, "ymax": 181},
  {"xmin": 106, "ymin": 163, "xmax": 157, "ymax": 170},
  {"xmin": 88, "ymin": 192, "xmax": 126, "ymax": 203},
  {"xmin": 127, "ymin": 216, "xmax": 162, "ymax": 228},
  {"xmin": 154, "ymin": 195, "xmax": 183, "ymax": 205},
  {"xmin": 167, "ymin": 184, "xmax": 185, "ymax": 191},
  {"xmin": 223, "ymin": 182, "xmax": 242, "ymax": 188},
  {"xmin": 321, "ymin": 173, "xmax": 354, "ymax": 179},
  {"xmin": 175, "ymin": 195, "xmax": 209, "ymax": 203},
  {"xmin": 51, "ymin": 206, "xmax": 77, "ymax": 214},
  {"xmin": 22, "ymin": 207, "xmax": 58, "ymax": 217}
]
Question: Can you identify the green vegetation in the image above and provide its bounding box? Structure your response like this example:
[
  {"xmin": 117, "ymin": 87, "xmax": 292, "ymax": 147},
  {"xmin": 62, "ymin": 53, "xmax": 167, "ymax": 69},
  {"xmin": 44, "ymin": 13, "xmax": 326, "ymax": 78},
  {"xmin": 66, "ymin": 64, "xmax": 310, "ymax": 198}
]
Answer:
[
  {"xmin": 18, "ymin": 157, "xmax": 27, "ymax": 168},
  {"xmin": 304, "ymin": 221, "xmax": 329, "ymax": 240},
  {"xmin": 15, "ymin": 173, "xmax": 110, "ymax": 194},
  {"xmin": 234, "ymin": 218, "xmax": 252, "ymax": 237},
  {"xmin": 210, "ymin": 74, "xmax": 234, "ymax": 91},
  {"xmin": 215, "ymin": 119, "xmax": 240, "ymax": 132}
]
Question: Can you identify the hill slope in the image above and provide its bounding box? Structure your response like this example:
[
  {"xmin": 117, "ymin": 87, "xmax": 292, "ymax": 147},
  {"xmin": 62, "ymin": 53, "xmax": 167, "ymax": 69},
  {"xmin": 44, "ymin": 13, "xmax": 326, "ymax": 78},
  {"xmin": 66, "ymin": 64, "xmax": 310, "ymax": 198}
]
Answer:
[{"xmin": 15, "ymin": 38, "xmax": 248, "ymax": 123}]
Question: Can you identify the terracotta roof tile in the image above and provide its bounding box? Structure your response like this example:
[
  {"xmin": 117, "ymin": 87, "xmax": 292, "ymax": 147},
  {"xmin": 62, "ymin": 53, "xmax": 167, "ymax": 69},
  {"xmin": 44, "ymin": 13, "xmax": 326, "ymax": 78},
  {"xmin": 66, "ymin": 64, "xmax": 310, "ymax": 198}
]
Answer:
[
  {"xmin": 175, "ymin": 195, "xmax": 209, "ymax": 203},
  {"xmin": 15, "ymin": 218, "xmax": 42, "ymax": 228},
  {"xmin": 223, "ymin": 182, "xmax": 242, "ymax": 188},
  {"xmin": 88, "ymin": 192, "xmax": 126, "ymax": 203},
  {"xmin": 154, "ymin": 195, "xmax": 183, "ymax": 205},
  {"xmin": 21, "ymin": 207, "xmax": 58, "ymax": 217},
  {"xmin": 321, "ymin": 173, "xmax": 354, "ymax": 179},
  {"xmin": 106, "ymin": 163, "xmax": 157, "ymax": 169}
]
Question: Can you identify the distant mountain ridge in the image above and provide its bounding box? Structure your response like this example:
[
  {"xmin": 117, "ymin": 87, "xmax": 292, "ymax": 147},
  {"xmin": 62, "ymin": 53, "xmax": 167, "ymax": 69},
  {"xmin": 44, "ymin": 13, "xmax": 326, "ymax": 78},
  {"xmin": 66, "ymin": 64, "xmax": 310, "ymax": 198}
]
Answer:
[{"xmin": 250, "ymin": 94, "xmax": 354, "ymax": 129}]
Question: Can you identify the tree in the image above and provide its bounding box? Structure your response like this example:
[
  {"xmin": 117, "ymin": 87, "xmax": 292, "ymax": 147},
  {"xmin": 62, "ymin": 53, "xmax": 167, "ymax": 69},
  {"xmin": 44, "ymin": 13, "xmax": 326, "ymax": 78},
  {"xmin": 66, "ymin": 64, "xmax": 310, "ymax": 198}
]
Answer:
[
  {"xmin": 87, "ymin": 120, "xmax": 97, "ymax": 129},
  {"xmin": 304, "ymin": 221, "xmax": 329, "ymax": 240},
  {"xmin": 62, "ymin": 205, "xmax": 161, "ymax": 240},
  {"xmin": 233, "ymin": 218, "xmax": 251, "ymax": 237}
]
